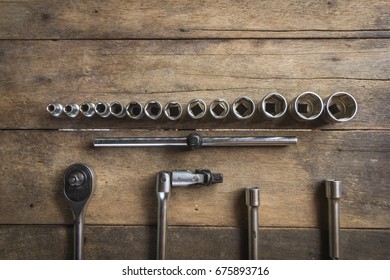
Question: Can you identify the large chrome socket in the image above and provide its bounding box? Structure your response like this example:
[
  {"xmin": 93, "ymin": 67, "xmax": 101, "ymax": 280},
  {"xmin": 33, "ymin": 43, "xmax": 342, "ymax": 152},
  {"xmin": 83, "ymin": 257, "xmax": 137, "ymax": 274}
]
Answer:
[
  {"xmin": 232, "ymin": 96, "xmax": 255, "ymax": 120},
  {"xmin": 80, "ymin": 102, "xmax": 96, "ymax": 117},
  {"xmin": 259, "ymin": 93, "xmax": 288, "ymax": 120},
  {"xmin": 289, "ymin": 92, "xmax": 324, "ymax": 121},
  {"xmin": 323, "ymin": 92, "xmax": 358, "ymax": 123},
  {"xmin": 126, "ymin": 101, "xmax": 144, "ymax": 119},
  {"xmin": 63, "ymin": 103, "xmax": 80, "ymax": 118},
  {"xmin": 110, "ymin": 101, "xmax": 126, "ymax": 118},
  {"xmin": 145, "ymin": 100, "xmax": 163, "ymax": 120},
  {"xmin": 95, "ymin": 102, "xmax": 111, "ymax": 118},
  {"xmin": 47, "ymin": 103, "xmax": 63, "ymax": 117},
  {"xmin": 210, "ymin": 99, "xmax": 230, "ymax": 119},
  {"xmin": 187, "ymin": 99, "xmax": 207, "ymax": 119},
  {"xmin": 164, "ymin": 101, "xmax": 183, "ymax": 120}
]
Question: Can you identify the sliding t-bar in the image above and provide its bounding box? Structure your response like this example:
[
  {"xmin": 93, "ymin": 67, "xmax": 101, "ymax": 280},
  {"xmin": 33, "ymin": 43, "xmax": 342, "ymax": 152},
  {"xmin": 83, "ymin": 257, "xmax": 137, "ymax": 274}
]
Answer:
[{"xmin": 94, "ymin": 133, "xmax": 298, "ymax": 149}]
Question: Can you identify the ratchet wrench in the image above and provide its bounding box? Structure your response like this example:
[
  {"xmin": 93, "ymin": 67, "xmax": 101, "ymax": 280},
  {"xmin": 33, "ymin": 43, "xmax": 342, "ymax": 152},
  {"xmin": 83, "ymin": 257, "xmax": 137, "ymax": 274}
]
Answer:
[{"xmin": 64, "ymin": 163, "xmax": 95, "ymax": 260}]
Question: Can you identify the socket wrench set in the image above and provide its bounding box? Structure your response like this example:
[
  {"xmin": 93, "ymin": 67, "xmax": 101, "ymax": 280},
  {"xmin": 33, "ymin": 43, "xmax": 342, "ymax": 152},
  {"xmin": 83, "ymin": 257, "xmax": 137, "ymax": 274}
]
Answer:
[
  {"xmin": 51, "ymin": 91, "xmax": 354, "ymax": 260},
  {"xmin": 47, "ymin": 91, "xmax": 358, "ymax": 123}
]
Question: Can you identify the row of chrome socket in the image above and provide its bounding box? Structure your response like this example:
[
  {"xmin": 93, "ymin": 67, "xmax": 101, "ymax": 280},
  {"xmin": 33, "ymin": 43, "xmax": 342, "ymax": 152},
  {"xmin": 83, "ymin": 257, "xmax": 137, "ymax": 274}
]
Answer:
[{"xmin": 47, "ymin": 91, "xmax": 358, "ymax": 123}]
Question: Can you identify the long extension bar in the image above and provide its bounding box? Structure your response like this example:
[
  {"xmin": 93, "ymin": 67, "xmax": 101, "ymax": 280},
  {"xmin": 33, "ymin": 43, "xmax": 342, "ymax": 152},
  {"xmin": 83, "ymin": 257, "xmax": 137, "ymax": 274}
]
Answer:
[{"xmin": 94, "ymin": 133, "xmax": 298, "ymax": 149}]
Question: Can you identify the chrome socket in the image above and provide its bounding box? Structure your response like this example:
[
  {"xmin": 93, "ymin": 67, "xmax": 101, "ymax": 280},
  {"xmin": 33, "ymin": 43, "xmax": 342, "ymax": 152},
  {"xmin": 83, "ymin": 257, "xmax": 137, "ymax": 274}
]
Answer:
[
  {"xmin": 63, "ymin": 103, "xmax": 80, "ymax": 118},
  {"xmin": 110, "ymin": 101, "xmax": 126, "ymax": 118},
  {"xmin": 289, "ymin": 91, "xmax": 324, "ymax": 121},
  {"xmin": 145, "ymin": 100, "xmax": 163, "ymax": 120},
  {"xmin": 47, "ymin": 103, "xmax": 63, "ymax": 117},
  {"xmin": 323, "ymin": 92, "xmax": 358, "ymax": 123},
  {"xmin": 95, "ymin": 102, "xmax": 111, "ymax": 118},
  {"xmin": 259, "ymin": 93, "xmax": 288, "ymax": 120},
  {"xmin": 187, "ymin": 99, "xmax": 207, "ymax": 119},
  {"xmin": 126, "ymin": 101, "xmax": 144, "ymax": 119},
  {"xmin": 232, "ymin": 96, "xmax": 255, "ymax": 120},
  {"xmin": 80, "ymin": 102, "xmax": 96, "ymax": 117},
  {"xmin": 164, "ymin": 101, "xmax": 183, "ymax": 120},
  {"xmin": 210, "ymin": 99, "xmax": 230, "ymax": 119}
]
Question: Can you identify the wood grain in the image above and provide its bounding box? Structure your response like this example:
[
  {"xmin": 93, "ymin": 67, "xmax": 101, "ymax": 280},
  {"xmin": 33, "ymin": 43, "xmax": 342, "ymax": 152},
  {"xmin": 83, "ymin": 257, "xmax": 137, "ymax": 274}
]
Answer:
[
  {"xmin": 0, "ymin": 0, "xmax": 389, "ymax": 39},
  {"xmin": 0, "ymin": 130, "xmax": 388, "ymax": 228},
  {"xmin": 1, "ymin": 39, "xmax": 389, "ymax": 130},
  {"xmin": 0, "ymin": 225, "xmax": 388, "ymax": 260}
]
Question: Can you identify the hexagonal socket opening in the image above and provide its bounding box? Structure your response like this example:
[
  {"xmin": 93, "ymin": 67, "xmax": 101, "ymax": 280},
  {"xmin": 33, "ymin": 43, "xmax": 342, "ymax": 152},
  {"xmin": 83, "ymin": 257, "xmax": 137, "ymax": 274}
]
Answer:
[
  {"xmin": 164, "ymin": 101, "xmax": 183, "ymax": 120},
  {"xmin": 95, "ymin": 102, "xmax": 110, "ymax": 117},
  {"xmin": 47, "ymin": 103, "xmax": 63, "ymax": 117},
  {"xmin": 210, "ymin": 99, "xmax": 229, "ymax": 119},
  {"xmin": 232, "ymin": 97, "xmax": 255, "ymax": 119},
  {"xmin": 292, "ymin": 92, "xmax": 323, "ymax": 120},
  {"xmin": 80, "ymin": 102, "xmax": 95, "ymax": 117},
  {"xmin": 187, "ymin": 99, "xmax": 207, "ymax": 119},
  {"xmin": 326, "ymin": 92, "xmax": 357, "ymax": 122},
  {"xmin": 126, "ymin": 102, "xmax": 144, "ymax": 119},
  {"xmin": 145, "ymin": 100, "xmax": 162, "ymax": 120},
  {"xmin": 261, "ymin": 93, "xmax": 287, "ymax": 119},
  {"xmin": 63, "ymin": 103, "xmax": 79, "ymax": 118},
  {"xmin": 110, "ymin": 102, "xmax": 126, "ymax": 117}
]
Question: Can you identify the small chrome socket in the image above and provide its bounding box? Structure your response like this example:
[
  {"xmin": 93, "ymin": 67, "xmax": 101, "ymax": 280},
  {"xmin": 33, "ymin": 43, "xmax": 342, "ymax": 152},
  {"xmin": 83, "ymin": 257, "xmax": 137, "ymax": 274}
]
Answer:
[
  {"xmin": 187, "ymin": 99, "xmax": 207, "ymax": 119},
  {"xmin": 126, "ymin": 101, "xmax": 144, "ymax": 119},
  {"xmin": 259, "ymin": 93, "xmax": 288, "ymax": 120},
  {"xmin": 47, "ymin": 103, "xmax": 63, "ymax": 117},
  {"xmin": 80, "ymin": 102, "xmax": 96, "ymax": 117},
  {"xmin": 289, "ymin": 92, "xmax": 324, "ymax": 121},
  {"xmin": 145, "ymin": 100, "xmax": 163, "ymax": 120},
  {"xmin": 232, "ymin": 96, "xmax": 255, "ymax": 120},
  {"xmin": 164, "ymin": 101, "xmax": 183, "ymax": 120},
  {"xmin": 323, "ymin": 92, "xmax": 358, "ymax": 123},
  {"xmin": 63, "ymin": 103, "xmax": 80, "ymax": 118},
  {"xmin": 110, "ymin": 101, "xmax": 126, "ymax": 118},
  {"xmin": 210, "ymin": 99, "xmax": 230, "ymax": 119},
  {"xmin": 95, "ymin": 102, "xmax": 111, "ymax": 118}
]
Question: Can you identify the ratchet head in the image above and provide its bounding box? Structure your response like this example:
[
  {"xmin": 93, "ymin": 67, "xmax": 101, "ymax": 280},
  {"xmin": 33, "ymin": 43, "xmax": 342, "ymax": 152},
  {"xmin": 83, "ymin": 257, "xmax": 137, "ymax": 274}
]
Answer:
[{"xmin": 64, "ymin": 163, "xmax": 95, "ymax": 220}]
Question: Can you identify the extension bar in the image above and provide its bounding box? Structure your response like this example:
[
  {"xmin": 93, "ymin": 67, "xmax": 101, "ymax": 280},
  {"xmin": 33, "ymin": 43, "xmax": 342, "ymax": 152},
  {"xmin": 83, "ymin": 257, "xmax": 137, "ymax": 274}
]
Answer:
[{"xmin": 93, "ymin": 133, "xmax": 298, "ymax": 149}]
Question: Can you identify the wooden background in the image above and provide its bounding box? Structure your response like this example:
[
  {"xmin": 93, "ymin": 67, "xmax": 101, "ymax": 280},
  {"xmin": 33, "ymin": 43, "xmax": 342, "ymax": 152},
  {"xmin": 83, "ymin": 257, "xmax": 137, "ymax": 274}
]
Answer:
[{"xmin": 0, "ymin": 0, "xmax": 389, "ymax": 259}]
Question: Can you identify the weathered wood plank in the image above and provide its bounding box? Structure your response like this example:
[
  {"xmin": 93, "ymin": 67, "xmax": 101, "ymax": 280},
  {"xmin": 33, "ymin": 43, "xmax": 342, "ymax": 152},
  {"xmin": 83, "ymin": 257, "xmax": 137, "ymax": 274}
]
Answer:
[
  {"xmin": 0, "ymin": 226, "xmax": 388, "ymax": 260},
  {"xmin": 0, "ymin": 130, "xmax": 388, "ymax": 228},
  {"xmin": 1, "ymin": 39, "xmax": 389, "ymax": 129},
  {"xmin": 0, "ymin": 0, "xmax": 389, "ymax": 39}
]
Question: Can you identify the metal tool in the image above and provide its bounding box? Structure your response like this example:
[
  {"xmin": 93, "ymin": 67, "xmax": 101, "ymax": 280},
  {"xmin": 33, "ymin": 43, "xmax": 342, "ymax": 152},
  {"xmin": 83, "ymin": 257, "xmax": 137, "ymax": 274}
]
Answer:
[
  {"xmin": 323, "ymin": 92, "xmax": 358, "ymax": 123},
  {"xmin": 246, "ymin": 187, "xmax": 260, "ymax": 260},
  {"xmin": 64, "ymin": 163, "xmax": 95, "ymax": 260},
  {"xmin": 164, "ymin": 101, "xmax": 183, "ymax": 120},
  {"xmin": 145, "ymin": 100, "xmax": 163, "ymax": 120},
  {"xmin": 289, "ymin": 91, "xmax": 324, "ymax": 121},
  {"xmin": 156, "ymin": 169, "xmax": 223, "ymax": 260},
  {"xmin": 259, "ymin": 93, "xmax": 288, "ymax": 120},
  {"xmin": 210, "ymin": 99, "xmax": 230, "ymax": 119},
  {"xmin": 63, "ymin": 103, "xmax": 80, "ymax": 118},
  {"xmin": 126, "ymin": 101, "xmax": 144, "ymax": 119},
  {"xmin": 187, "ymin": 99, "xmax": 207, "ymax": 119},
  {"xmin": 80, "ymin": 102, "xmax": 96, "ymax": 117},
  {"xmin": 95, "ymin": 102, "xmax": 111, "ymax": 117},
  {"xmin": 110, "ymin": 101, "xmax": 126, "ymax": 118},
  {"xmin": 94, "ymin": 133, "xmax": 298, "ymax": 149},
  {"xmin": 47, "ymin": 103, "xmax": 63, "ymax": 117},
  {"xmin": 232, "ymin": 96, "xmax": 256, "ymax": 120},
  {"xmin": 325, "ymin": 180, "xmax": 341, "ymax": 260}
]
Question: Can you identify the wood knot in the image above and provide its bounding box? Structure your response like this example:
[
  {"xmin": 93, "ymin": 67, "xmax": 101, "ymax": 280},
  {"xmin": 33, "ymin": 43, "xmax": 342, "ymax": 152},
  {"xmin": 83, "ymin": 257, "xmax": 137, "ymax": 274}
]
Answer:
[{"xmin": 41, "ymin": 13, "xmax": 50, "ymax": 21}]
